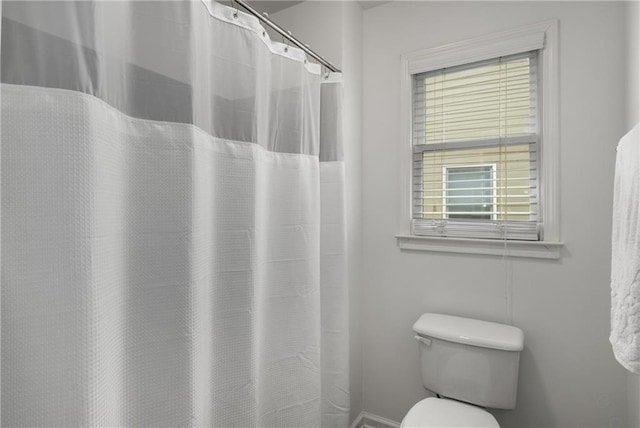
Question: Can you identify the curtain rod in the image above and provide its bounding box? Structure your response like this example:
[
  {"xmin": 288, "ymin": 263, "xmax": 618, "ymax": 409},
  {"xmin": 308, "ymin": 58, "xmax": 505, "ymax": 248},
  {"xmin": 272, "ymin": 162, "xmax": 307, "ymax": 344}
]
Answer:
[{"xmin": 232, "ymin": 0, "xmax": 341, "ymax": 73}]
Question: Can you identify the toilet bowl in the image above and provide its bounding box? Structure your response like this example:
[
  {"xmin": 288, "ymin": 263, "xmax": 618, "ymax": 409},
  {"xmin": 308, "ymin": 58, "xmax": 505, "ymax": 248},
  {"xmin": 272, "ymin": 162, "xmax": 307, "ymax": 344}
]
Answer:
[
  {"xmin": 400, "ymin": 397, "xmax": 499, "ymax": 428},
  {"xmin": 402, "ymin": 313, "xmax": 524, "ymax": 428}
]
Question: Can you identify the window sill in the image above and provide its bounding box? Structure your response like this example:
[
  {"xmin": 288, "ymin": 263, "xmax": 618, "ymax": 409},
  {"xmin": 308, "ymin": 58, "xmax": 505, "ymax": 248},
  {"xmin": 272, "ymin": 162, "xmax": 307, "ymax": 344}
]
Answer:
[{"xmin": 395, "ymin": 234, "xmax": 563, "ymax": 260}]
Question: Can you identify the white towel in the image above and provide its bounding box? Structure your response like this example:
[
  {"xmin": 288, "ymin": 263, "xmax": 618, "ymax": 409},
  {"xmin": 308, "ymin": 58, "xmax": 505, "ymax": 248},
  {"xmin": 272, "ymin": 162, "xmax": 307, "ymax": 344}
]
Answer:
[{"xmin": 611, "ymin": 123, "xmax": 640, "ymax": 374}]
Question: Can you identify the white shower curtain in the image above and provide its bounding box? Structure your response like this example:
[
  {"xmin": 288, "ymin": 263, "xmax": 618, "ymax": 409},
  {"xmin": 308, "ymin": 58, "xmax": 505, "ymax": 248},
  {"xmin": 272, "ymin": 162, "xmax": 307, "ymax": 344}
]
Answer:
[{"xmin": 0, "ymin": 1, "xmax": 349, "ymax": 427}]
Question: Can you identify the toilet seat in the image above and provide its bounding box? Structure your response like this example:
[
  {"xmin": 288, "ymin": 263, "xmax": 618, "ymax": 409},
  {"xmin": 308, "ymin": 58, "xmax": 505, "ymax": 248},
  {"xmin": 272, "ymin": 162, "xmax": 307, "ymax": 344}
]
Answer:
[{"xmin": 400, "ymin": 397, "xmax": 499, "ymax": 428}]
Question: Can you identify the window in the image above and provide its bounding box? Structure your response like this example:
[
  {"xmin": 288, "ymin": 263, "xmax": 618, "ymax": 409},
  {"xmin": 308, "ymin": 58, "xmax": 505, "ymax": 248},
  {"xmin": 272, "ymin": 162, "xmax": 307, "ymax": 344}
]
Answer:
[
  {"xmin": 443, "ymin": 164, "xmax": 496, "ymax": 220},
  {"xmin": 413, "ymin": 52, "xmax": 539, "ymax": 240},
  {"xmin": 397, "ymin": 21, "xmax": 561, "ymax": 258}
]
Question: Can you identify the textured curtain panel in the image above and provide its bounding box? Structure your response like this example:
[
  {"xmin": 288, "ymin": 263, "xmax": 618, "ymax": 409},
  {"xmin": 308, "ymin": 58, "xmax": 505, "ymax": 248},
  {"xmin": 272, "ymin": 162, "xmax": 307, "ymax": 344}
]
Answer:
[{"xmin": 1, "ymin": 2, "xmax": 349, "ymax": 427}]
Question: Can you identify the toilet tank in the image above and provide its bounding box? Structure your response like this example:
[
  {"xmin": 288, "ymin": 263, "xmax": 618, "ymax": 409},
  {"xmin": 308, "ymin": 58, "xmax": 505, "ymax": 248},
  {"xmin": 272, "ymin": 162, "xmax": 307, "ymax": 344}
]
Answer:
[{"xmin": 413, "ymin": 313, "xmax": 524, "ymax": 410}]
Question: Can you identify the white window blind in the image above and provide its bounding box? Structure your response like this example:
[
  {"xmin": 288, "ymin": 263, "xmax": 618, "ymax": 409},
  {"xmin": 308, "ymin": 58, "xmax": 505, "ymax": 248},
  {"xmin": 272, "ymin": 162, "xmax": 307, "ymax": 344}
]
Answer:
[{"xmin": 412, "ymin": 51, "xmax": 540, "ymax": 240}]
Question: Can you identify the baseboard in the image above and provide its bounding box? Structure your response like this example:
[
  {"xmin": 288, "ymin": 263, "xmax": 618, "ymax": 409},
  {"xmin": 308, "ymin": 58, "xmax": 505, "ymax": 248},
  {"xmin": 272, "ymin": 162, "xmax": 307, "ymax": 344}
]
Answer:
[{"xmin": 349, "ymin": 411, "xmax": 401, "ymax": 428}]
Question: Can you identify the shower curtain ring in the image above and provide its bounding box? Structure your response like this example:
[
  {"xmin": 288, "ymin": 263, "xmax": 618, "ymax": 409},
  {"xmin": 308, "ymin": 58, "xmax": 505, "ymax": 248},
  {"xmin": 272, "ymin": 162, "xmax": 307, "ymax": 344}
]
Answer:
[
  {"xmin": 303, "ymin": 44, "xmax": 310, "ymax": 64},
  {"xmin": 322, "ymin": 62, "xmax": 330, "ymax": 80},
  {"xmin": 232, "ymin": 0, "xmax": 239, "ymax": 18},
  {"xmin": 284, "ymin": 31, "xmax": 292, "ymax": 52}
]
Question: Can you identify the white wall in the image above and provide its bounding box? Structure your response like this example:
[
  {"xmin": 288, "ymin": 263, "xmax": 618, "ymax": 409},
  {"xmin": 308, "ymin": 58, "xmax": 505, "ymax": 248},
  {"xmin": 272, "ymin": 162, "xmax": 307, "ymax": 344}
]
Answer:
[
  {"xmin": 362, "ymin": 2, "xmax": 630, "ymax": 427},
  {"xmin": 340, "ymin": 4, "xmax": 364, "ymax": 424},
  {"xmin": 270, "ymin": 2, "xmax": 364, "ymax": 425},
  {"xmin": 627, "ymin": 0, "xmax": 639, "ymax": 130},
  {"xmin": 626, "ymin": 2, "xmax": 640, "ymax": 426},
  {"xmin": 267, "ymin": 1, "xmax": 343, "ymax": 69}
]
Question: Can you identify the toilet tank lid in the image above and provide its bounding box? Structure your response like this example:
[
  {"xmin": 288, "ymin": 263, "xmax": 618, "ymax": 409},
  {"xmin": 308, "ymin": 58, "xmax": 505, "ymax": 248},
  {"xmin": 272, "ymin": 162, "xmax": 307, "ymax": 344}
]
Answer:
[{"xmin": 413, "ymin": 313, "xmax": 524, "ymax": 351}]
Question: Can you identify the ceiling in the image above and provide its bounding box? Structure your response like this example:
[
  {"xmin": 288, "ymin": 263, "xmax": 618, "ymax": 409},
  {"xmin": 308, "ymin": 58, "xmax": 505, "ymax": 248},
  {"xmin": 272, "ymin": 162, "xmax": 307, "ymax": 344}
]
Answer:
[
  {"xmin": 222, "ymin": 1, "xmax": 389, "ymax": 15},
  {"xmin": 358, "ymin": 1, "xmax": 389, "ymax": 10},
  {"xmin": 245, "ymin": 1, "xmax": 305, "ymax": 15},
  {"xmin": 218, "ymin": 1, "xmax": 303, "ymax": 15}
]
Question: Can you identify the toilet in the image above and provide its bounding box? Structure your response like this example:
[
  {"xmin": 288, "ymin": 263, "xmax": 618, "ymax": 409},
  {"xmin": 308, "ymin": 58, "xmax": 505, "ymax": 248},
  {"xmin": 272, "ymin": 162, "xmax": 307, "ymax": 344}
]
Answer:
[{"xmin": 401, "ymin": 313, "xmax": 524, "ymax": 427}]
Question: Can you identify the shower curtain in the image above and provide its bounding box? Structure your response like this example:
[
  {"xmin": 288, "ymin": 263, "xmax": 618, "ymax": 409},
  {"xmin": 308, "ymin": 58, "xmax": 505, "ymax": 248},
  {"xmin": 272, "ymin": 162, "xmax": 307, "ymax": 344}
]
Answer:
[{"xmin": 0, "ymin": 1, "xmax": 349, "ymax": 427}]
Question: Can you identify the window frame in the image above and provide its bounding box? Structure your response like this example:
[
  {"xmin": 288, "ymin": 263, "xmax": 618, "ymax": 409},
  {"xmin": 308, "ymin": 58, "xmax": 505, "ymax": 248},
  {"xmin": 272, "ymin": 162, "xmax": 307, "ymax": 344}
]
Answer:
[{"xmin": 396, "ymin": 20, "xmax": 562, "ymax": 259}]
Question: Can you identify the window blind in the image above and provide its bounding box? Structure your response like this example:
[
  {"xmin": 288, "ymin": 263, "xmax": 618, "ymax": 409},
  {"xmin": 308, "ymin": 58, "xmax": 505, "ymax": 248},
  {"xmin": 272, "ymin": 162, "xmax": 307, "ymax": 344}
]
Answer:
[{"xmin": 412, "ymin": 51, "xmax": 540, "ymax": 240}]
